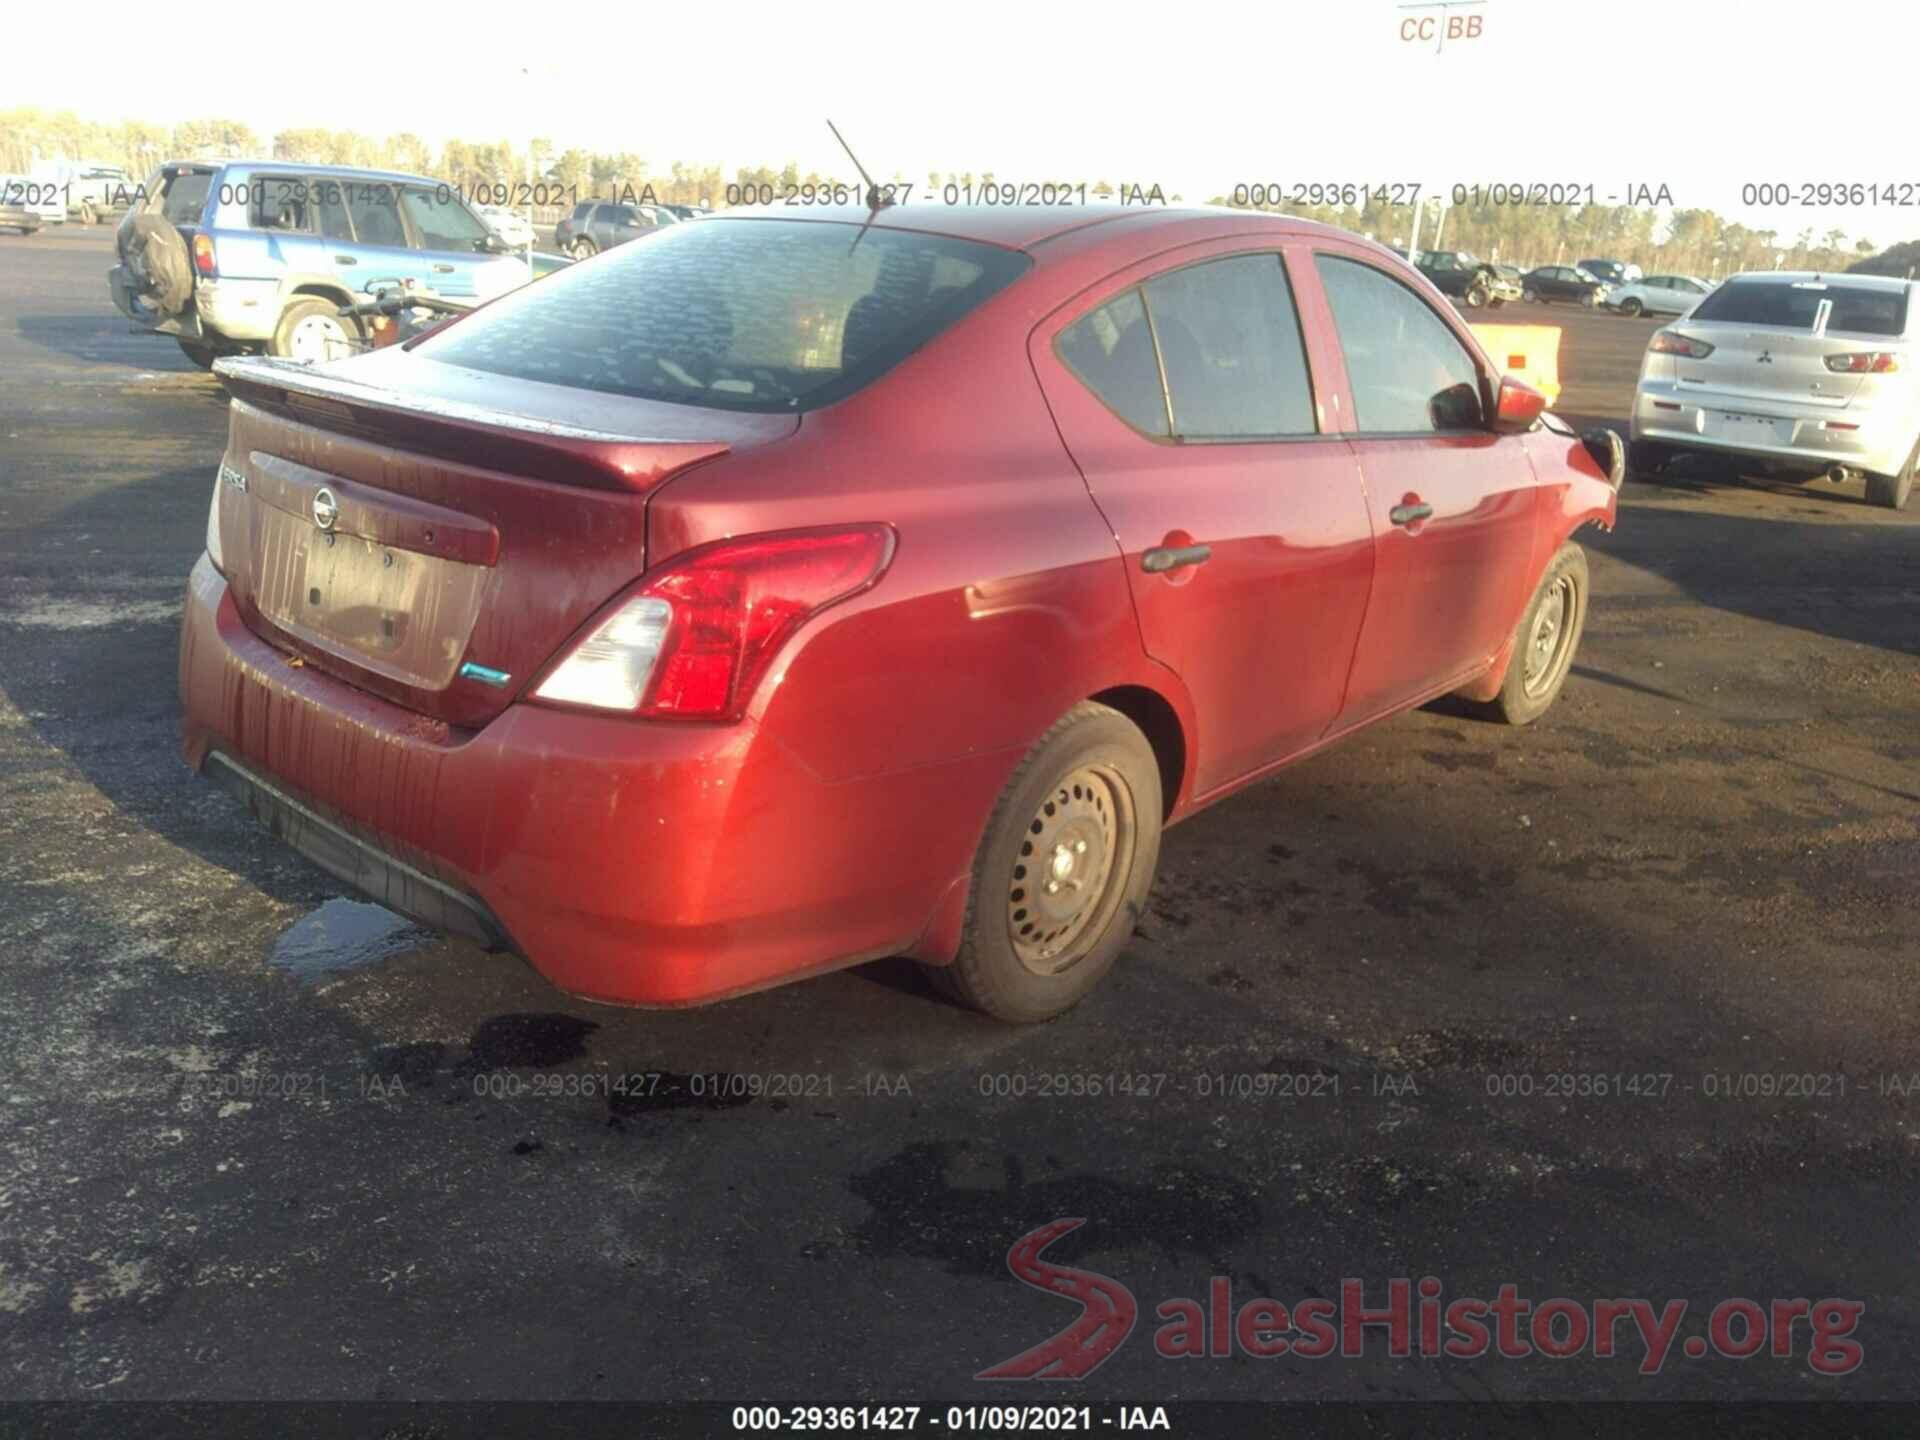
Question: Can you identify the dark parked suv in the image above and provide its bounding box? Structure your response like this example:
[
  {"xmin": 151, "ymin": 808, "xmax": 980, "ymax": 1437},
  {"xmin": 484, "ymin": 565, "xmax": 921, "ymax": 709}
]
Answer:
[{"xmin": 554, "ymin": 201, "xmax": 676, "ymax": 258}]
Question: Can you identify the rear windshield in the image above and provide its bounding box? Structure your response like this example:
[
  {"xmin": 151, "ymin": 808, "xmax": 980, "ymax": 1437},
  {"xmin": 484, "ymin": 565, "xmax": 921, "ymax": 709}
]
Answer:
[
  {"xmin": 161, "ymin": 170, "xmax": 213, "ymax": 224},
  {"xmin": 418, "ymin": 218, "xmax": 1032, "ymax": 412},
  {"xmin": 1688, "ymin": 281, "xmax": 1908, "ymax": 336}
]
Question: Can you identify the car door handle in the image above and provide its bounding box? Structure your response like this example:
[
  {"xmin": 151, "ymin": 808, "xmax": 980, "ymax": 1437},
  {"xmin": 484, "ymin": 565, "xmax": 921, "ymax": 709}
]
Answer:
[
  {"xmin": 1141, "ymin": 543, "xmax": 1212, "ymax": 574},
  {"xmin": 1389, "ymin": 503, "xmax": 1434, "ymax": 526},
  {"xmin": 432, "ymin": 263, "xmax": 454, "ymax": 273},
  {"xmin": 332, "ymin": 255, "xmax": 357, "ymax": 265}
]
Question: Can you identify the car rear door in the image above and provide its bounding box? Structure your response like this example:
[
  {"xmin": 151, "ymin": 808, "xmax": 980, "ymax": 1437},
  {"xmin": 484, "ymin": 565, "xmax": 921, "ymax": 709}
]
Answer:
[
  {"xmin": 1029, "ymin": 244, "xmax": 1375, "ymax": 797},
  {"xmin": 1304, "ymin": 244, "xmax": 1538, "ymax": 725}
]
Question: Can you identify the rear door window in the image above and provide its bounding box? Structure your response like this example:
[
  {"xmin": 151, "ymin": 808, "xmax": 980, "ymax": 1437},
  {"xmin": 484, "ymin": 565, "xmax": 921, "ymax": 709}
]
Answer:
[
  {"xmin": 345, "ymin": 183, "xmax": 407, "ymax": 247},
  {"xmin": 1141, "ymin": 254, "xmax": 1317, "ymax": 439},
  {"xmin": 1315, "ymin": 254, "xmax": 1485, "ymax": 434},
  {"xmin": 315, "ymin": 182, "xmax": 354, "ymax": 242}
]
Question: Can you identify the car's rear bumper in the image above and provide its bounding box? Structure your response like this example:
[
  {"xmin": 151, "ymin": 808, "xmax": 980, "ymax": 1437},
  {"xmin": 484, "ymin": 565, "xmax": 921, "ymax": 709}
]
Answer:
[
  {"xmin": 178, "ymin": 556, "xmax": 997, "ymax": 1006},
  {"xmin": 1631, "ymin": 380, "xmax": 1913, "ymax": 475}
]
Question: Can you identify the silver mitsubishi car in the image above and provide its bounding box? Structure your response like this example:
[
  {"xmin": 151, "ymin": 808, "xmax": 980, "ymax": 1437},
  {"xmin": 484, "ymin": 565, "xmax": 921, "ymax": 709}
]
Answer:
[{"xmin": 1628, "ymin": 271, "xmax": 1918, "ymax": 509}]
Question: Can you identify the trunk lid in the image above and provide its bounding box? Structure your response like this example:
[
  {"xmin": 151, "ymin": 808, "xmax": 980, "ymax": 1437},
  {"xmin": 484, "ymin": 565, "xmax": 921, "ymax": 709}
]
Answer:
[
  {"xmin": 212, "ymin": 348, "xmax": 798, "ymax": 727},
  {"xmin": 1671, "ymin": 324, "xmax": 1872, "ymax": 409}
]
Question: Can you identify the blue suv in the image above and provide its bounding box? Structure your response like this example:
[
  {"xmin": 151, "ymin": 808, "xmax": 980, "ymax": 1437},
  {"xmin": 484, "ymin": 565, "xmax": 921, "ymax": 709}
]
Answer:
[{"xmin": 109, "ymin": 160, "xmax": 531, "ymax": 367}]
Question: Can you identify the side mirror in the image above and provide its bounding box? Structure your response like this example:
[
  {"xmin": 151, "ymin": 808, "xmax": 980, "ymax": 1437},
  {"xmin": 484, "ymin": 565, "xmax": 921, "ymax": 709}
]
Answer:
[{"xmin": 1491, "ymin": 375, "xmax": 1547, "ymax": 433}]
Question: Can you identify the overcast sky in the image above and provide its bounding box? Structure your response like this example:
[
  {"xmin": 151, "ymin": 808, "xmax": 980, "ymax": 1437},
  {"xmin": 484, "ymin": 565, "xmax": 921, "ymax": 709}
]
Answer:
[{"xmin": 15, "ymin": 0, "xmax": 1920, "ymax": 249}]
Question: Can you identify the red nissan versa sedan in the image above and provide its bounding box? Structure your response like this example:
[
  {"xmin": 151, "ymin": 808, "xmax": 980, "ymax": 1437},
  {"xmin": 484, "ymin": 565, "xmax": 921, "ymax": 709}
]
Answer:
[{"xmin": 180, "ymin": 204, "xmax": 1624, "ymax": 1022}]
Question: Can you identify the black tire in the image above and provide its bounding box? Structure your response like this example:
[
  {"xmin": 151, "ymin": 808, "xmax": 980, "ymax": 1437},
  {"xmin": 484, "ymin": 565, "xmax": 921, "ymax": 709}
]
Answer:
[
  {"xmin": 176, "ymin": 338, "xmax": 218, "ymax": 370},
  {"xmin": 1619, "ymin": 297, "xmax": 1644, "ymax": 317},
  {"xmin": 1522, "ymin": 287, "xmax": 1541, "ymax": 303},
  {"xmin": 1864, "ymin": 437, "xmax": 1918, "ymax": 510},
  {"xmin": 1464, "ymin": 283, "xmax": 1488, "ymax": 310},
  {"xmin": 925, "ymin": 702, "xmax": 1163, "ymax": 1023},
  {"xmin": 1480, "ymin": 544, "xmax": 1589, "ymax": 726},
  {"xmin": 269, "ymin": 297, "xmax": 361, "ymax": 363},
  {"xmin": 570, "ymin": 239, "xmax": 597, "ymax": 259},
  {"xmin": 1627, "ymin": 439, "xmax": 1674, "ymax": 479}
]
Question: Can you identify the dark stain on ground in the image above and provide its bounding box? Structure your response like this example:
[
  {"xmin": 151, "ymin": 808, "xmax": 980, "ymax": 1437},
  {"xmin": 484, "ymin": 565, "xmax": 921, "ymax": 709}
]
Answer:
[
  {"xmin": 369, "ymin": 1041, "xmax": 447, "ymax": 1089},
  {"xmin": 511, "ymin": 1139, "xmax": 544, "ymax": 1156},
  {"xmin": 1206, "ymin": 967, "xmax": 1254, "ymax": 994},
  {"xmin": 460, "ymin": 1013, "xmax": 599, "ymax": 1071},
  {"xmin": 1559, "ymin": 725, "xmax": 1642, "ymax": 771},
  {"xmin": 606, "ymin": 1072, "xmax": 758, "ymax": 1124},
  {"xmin": 1421, "ymin": 862, "xmax": 1519, "ymax": 903},
  {"xmin": 1335, "ymin": 857, "xmax": 1454, "ymax": 918},
  {"xmin": 844, "ymin": 1141, "xmax": 1261, "ymax": 1277},
  {"xmin": 1420, "ymin": 749, "xmax": 1498, "ymax": 773},
  {"xmin": 1266, "ymin": 843, "xmax": 1295, "ymax": 861}
]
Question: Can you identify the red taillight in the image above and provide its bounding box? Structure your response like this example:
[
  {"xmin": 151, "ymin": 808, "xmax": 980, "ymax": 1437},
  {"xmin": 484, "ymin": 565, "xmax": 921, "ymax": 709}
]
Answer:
[
  {"xmin": 191, "ymin": 233, "xmax": 216, "ymax": 276},
  {"xmin": 1824, "ymin": 352, "xmax": 1901, "ymax": 373},
  {"xmin": 533, "ymin": 525, "xmax": 896, "ymax": 721},
  {"xmin": 1649, "ymin": 331, "xmax": 1713, "ymax": 359}
]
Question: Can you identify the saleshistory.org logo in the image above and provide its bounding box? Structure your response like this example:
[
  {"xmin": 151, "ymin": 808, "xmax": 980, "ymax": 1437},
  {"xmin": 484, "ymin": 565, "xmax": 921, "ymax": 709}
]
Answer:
[{"xmin": 978, "ymin": 1220, "xmax": 1865, "ymax": 1379}]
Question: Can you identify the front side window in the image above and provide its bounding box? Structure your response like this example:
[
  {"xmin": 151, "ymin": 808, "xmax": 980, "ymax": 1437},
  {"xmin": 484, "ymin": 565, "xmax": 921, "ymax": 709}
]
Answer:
[
  {"xmin": 419, "ymin": 217, "xmax": 1030, "ymax": 413},
  {"xmin": 1315, "ymin": 254, "xmax": 1485, "ymax": 434},
  {"xmin": 401, "ymin": 187, "xmax": 490, "ymax": 250}
]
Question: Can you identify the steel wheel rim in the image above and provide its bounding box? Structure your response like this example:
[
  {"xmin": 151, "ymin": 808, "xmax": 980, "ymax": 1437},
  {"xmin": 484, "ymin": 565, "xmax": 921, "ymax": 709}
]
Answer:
[
  {"xmin": 1522, "ymin": 574, "xmax": 1578, "ymax": 698},
  {"xmin": 1007, "ymin": 764, "xmax": 1135, "ymax": 977},
  {"xmin": 289, "ymin": 314, "xmax": 349, "ymax": 363}
]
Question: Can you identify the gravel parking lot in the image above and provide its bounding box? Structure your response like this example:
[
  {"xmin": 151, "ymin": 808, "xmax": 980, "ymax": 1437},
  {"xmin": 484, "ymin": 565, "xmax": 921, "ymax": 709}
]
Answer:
[{"xmin": 2, "ymin": 225, "xmax": 1917, "ymax": 1407}]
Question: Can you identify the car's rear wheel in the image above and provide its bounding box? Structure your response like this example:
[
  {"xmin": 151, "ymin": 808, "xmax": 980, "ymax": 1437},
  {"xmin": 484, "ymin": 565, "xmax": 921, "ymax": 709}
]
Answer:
[
  {"xmin": 1481, "ymin": 544, "xmax": 1589, "ymax": 726},
  {"xmin": 1619, "ymin": 297, "xmax": 1644, "ymax": 317},
  {"xmin": 1865, "ymin": 436, "xmax": 1918, "ymax": 510},
  {"xmin": 570, "ymin": 239, "xmax": 597, "ymax": 259},
  {"xmin": 926, "ymin": 702, "xmax": 1162, "ymax": 1023},
  {"xmin": 1627, "ymin": 440, "xmax": 1675, "ymax": 479},
  {"xmin": 270, "ymin": 298, "xmax": 361, "ymax": 364},
  {"xmin": 1522, "ymin": 287, "xmax": 1540, "ymax": 303},
  {"xmin": 1464, "ymin": 283, "xmax": 1488, "ymax": 309}
]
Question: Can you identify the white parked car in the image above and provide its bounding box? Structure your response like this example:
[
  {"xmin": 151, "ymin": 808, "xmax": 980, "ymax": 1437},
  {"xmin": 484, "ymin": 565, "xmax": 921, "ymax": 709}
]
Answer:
[
  {"xmin": 1608, "ymin": 274, "xmax": 1714, "ymax": 319},
  {"xmin": 475, "ymin": 205, "xmax": 536, "ymax": 247},
  {"xmin": 1629, "ymin": 271, "xmax": 1918, "ymax": 509}
]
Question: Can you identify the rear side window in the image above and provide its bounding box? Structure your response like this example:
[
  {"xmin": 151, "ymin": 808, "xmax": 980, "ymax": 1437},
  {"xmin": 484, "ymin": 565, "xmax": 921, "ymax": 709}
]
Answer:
[
  {"xmin": 1688, "ymin": 281, "xmax": 1907, "ymax": 336},
  {"xmin": 1316, "ymin": 255, "xmax": 1484, "ymax": 434},
  {"xmin": 418, "ymin": 218, "xmax": 1031, "ymax": 413},
  {"xmin": 571, "ymin": 201, "xmax": 595, "ymax": 220},
  {"xmin": 1142, "ymin": 255, "xmax": 1317, "ymax": 439},
  {"xmin": 1058, "ymin": 290, "xmax": 1169, "ymax": 438}
]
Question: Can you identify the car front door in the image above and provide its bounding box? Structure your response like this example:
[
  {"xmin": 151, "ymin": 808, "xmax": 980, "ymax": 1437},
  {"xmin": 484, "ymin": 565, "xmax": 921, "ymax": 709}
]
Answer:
[
  {"xmin": 1306, "ymin": 247, "xmax": 1538, "ymax": 725},
  {"xmin": 1030, "ymin": 246, "xmax": 1376, "ymax": 797},
  {"xmin": 397, "ymin": 185, "xmax": 507, "ymax": 299}
]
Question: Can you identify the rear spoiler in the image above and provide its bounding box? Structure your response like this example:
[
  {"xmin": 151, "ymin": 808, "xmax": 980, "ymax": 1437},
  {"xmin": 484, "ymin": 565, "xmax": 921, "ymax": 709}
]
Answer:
[{"xmin": 212, "ymin": 356, "xmax": 731, "ymax": 494}]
